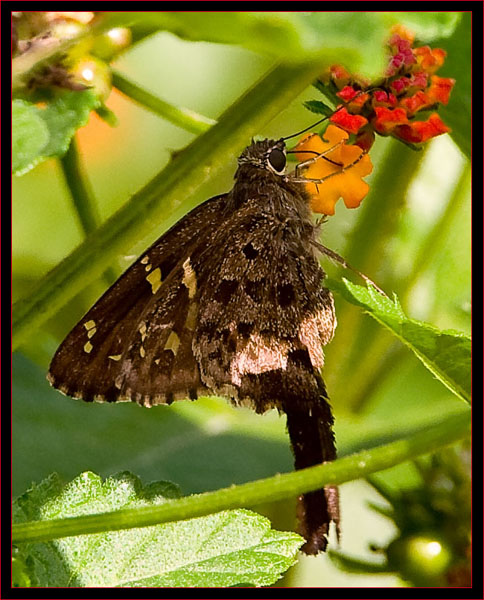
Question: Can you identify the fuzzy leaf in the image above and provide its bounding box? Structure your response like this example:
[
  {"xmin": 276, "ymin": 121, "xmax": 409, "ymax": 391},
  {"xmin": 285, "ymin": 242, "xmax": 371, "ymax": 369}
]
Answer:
[
  {"xmin": 12, "ymin": 100, "xmax": 50, "ymax": 175},
  {"xmin": 13, "ymin": 472, "xmax": 303, "ymax": 588},
  {"xmin": 328, "ymin": 279, "xmax": 471, "ymax": 404},
  {"xmin": 12, "ymin": 90, "xmax": 100, "ymax": 175}
]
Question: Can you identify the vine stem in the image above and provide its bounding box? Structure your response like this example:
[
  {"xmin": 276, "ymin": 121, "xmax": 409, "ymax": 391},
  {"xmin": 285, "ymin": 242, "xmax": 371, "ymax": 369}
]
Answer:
[
  {"xmin": 13, "ymin": 410, "xmax": 470, "ymax": 544},
  {"xmin": 112, "ymin": 70, "xmax": 216, "ymax": 134}
]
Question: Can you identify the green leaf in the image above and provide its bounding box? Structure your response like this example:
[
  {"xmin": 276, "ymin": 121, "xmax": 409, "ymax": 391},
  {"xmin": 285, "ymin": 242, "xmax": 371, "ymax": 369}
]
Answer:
[
  {"xmin": 101, "ymin": 12, "xmax": 392, "ymax": 75},
  {"xmin": 104, "ymin": 12, "xmax": 460, "ymax": 77},
  {"xmin": 303, "ymin": 99, "xmax": 334, "ymax": 117},
  {"xmin": 13, "ymin": 472, "xmax": 303, "ymax": 588},
  {"xmin": 12, "ymin": 547, "xmax": 32, "ymax": 588},
  {"xmin": 12, "ymin": 100, "xmax": 50, "ymax": 175},
  {"xmin": 329, "ymin": 279, "xmax": 471, "ymax": 404},
  {"xmin": 12, "ymin": 90, "xmax": 100, "ymax": 176},
  {"xmin": 391, "ymin": 12, "xmax": 461, "ymax": 41}
]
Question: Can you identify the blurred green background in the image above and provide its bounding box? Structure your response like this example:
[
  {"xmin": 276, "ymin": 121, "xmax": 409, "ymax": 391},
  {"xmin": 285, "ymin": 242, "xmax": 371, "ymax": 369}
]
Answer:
[{"xmin": 13, "ymin": 12, "xmax": 471, "ymax": 587}]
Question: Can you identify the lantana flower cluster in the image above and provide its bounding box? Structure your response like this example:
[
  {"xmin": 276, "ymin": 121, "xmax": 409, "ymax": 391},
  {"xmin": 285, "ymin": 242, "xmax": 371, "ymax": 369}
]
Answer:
[
  {"xmin": 295, "ymin": 27, "xmax": 454, "ymax": 215},
  {"xmin": 327, "ymin": 27, "xmax": 455, "ymax": 149}
]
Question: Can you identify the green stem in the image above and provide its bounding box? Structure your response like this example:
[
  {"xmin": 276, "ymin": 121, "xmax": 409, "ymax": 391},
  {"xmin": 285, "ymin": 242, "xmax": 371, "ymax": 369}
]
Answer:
[
  {"xmin": 12, "ymin": 60, "xmax": 326, "ymax": 351},
  {"xmin": 325, "ymin": 142, "xmax": 425, "ymax": 408},
  {"xmin": 12, "ymin": 410, "xmax": 470, "ymax": 544},
  {"xmin": 345, "ymin": 140, "xmax": 425, "ymax": 279},
  {"xmin": 401, "ymin": 162, "xmax": 471, "ymax": 303},
  {"xmin": 59, "ymin": 137, "xmax": 101, "ymax": 235},
  {"xmin": 347, "ymin": 342, "xmax": 407, "ymax": 413},
  {"xmin": 328, "ymin": 550, "xmax": 392, "ymax": 574},
  {"xmin": 59, "ymin": 137, "xmax": 118, "ymax": 286},
  {"xmin": 112, "ymin": 70, "xmax": 216, "ymax": 134}
]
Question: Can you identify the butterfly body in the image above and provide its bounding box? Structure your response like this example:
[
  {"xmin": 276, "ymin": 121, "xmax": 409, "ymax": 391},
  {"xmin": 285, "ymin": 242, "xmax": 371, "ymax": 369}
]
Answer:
[{"xmin": 48, "ymin": 138, "xmax": 340, "ymax": 553}]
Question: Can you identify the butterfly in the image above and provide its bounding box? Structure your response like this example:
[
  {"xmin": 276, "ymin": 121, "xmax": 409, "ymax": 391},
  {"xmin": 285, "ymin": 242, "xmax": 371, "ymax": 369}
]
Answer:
[{"xmin": 48, "ymin": 136, "xmax": 344, "ymax": 554}]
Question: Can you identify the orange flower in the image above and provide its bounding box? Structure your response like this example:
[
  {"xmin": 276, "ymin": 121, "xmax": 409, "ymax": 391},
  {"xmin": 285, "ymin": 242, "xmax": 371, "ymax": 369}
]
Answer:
[
  {"xmin": 294, "ymin": 125, "xmax": 373, "ymax": 215},
  {"xmin": 427, "ymin": 75, "xmax": 455, "ymax": 105},
  {"xmin": 314, "ymin": 26, "xmax": 454, "ymax": 151},
  {"xmin": 336, "ymin": 86, "xmax": 370, "ymax": 110},
  {"xmin": 413, "ymin": 46, "xmax": 446, "ymax": 73},
  {"xmin": 355, "ymin": 128, "xmax": 376, "ymax": 152},
  {"xmin": 389, "ymin": 24, "xmax": 415, "ymax": 44},
  {"xmin": 330, "ymin": 106, "xmax": 368, "ymax": 134},
  {"xmin": 399, "ymin": 90, "xmax": 434, "ymax": 115},
  {"xmin": 394, "ymin": 113, "xmax": 450, "ymax": 144},
  {"xmin": 372, "ymin": 106, "xmax": 409, "ymax": 134},
  {"xmin": 329, "ymin": 64, "xmax": 351, "ymax": 88}
]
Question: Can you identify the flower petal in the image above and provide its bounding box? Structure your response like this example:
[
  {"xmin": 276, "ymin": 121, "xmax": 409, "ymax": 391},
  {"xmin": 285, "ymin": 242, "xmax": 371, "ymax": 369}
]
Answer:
[
  {"xmin": 427, "ymin": 75, "xmax": 455, "ymax": 105},
  {"xmin": 394, "ymin": 113, "xmax": 451, "ymax": 143},
  {"xmin": 413, "ymin": 46, "xmax": 446, "ymax": 73},
  {"xmin": 399, "ymin": 90, "xmax": 433, "ymax": 115},
  {"xmin": 373, "ymin": 106, "xmax": 409, "ymax": 134},
  {"xmin": 330, "ymin": 107, "xmax": 368, "ymax": 134},
  {"xmin": 295, "ymin": 126, "xmax": 373, "ymax": 214}
]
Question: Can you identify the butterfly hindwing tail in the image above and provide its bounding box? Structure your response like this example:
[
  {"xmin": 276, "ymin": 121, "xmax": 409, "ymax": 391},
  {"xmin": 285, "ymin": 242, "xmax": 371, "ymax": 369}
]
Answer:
[{"xmin": 284, "ymin": 374, "xmax": 340, "ymax": 554}]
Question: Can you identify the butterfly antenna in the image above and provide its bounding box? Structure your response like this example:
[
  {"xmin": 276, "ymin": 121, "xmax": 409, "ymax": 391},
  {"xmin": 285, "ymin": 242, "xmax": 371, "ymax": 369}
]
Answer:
[{"xmin": 312, "ymin": 241, "xmax": 387, "ymax": 296}]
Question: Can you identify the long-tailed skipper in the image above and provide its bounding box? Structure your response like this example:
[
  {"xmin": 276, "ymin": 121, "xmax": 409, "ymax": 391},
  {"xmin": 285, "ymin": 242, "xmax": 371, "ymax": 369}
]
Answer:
[{"xmin": 48, "ymin": 134, "xmax": 346, "ymax": 554}]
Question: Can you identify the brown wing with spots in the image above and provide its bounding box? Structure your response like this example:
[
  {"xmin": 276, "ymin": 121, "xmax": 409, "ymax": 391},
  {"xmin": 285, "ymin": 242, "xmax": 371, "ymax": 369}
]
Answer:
[
  {"xmin": 192, "ymin": 196, "xmax": 336, "ymax": 412},
  {"xmin": 48, "ymin": 195, "xmax": 227, "ymax": 405}
]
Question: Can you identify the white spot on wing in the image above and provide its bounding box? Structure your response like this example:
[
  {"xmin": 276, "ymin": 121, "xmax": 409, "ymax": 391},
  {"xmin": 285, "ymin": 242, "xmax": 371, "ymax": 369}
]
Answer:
[
  {"xmin": 182, "ymin": 258, "xmax": 197, "ymax": 298},
  {"xmin": 298, "ymin": 304, "xmax": 336, "ymax": 368},
  {"xmin": 230, "ymin": 333, "xmax": 290, "ymax": 386}
]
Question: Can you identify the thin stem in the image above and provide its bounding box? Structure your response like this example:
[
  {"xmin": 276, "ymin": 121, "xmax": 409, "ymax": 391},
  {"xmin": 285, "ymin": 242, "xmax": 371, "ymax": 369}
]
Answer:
[
  {"xmin": 112, "ymin": 70, "xmax": 216, "ymax": 135},
  {"xmin": 59, "ymin": 137, "xmax": 118, "ymax": 286},
  {"xmin": 348, "ymin": 341, "xmax": 407, "ymax": 413},
  {"xmin": 59, "ymin": 137, "xmax": 101, "ymax": 235},
  {"xmin": 401, "ymin": 162, "xmax": 471, "ymax": 303},
  {"xmin": 12, "ymin": 410, "xmax": 470, "ymax": 544},
  {"xmin": 325, "ymin": 142, "xmax": 425, "ymax": 409}
]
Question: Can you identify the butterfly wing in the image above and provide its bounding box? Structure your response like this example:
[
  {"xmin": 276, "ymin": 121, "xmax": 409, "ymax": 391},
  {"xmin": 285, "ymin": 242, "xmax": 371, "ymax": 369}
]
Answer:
[
  {"xmin": 48, "ymin": 195, "xmax": 227, "ymax": 405},
  {"xmin": 191, "ymin": 190, "xmax": 339, "ymax": 553},
  {"xmin": 192, "ymin": 194, "xmax": 336, "ymax": 411}
]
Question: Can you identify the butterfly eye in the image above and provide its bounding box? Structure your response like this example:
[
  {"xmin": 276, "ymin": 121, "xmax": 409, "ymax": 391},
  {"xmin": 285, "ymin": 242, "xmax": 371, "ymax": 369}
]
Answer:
[{"xmin": 267, "ymin": 148, "xmax": 286, "ymax": 173}]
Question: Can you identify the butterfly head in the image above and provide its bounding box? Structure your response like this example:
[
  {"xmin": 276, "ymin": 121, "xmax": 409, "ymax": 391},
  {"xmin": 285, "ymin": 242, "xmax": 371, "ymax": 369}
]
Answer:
[{"xmin": 238, "ymin": 139, "xmax": 286, "ymax": 176}]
